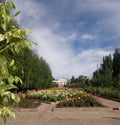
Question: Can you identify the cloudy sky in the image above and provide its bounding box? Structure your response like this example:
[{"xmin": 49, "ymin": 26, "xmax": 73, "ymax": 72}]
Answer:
[{"xmin": 14, "ymin": 0, "xmax": 120, "ymax": 79}]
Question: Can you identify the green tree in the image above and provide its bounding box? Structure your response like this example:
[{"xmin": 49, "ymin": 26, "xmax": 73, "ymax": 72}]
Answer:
[
  {"xmin": 0, "ymin": 0, "xmax": 31, "ymax": 123},
  {"xmin": 70, "ymin": 76, "xmax": 75, "ymax": 83},
  {"xmin": 69, "ymin": 75, "xmax": 88, "ymax": 88},
  {"xmin": 92, "ymin": 54, "xmax": 112, "ymax": 87},
  {"xmin": 112, "ymin": 48, "xmax": 120, "ymax": 88},
  {"xmin": 113, "ymin": 48, "xmax": 120, "ymax": 77},
  {"xmin": 17, "ymin": 48, "xmax": 53, "ymax": 90},
  {"xmin": 92, "ymin": 70, "xmax": 101, "ymax": 87},
  {"xmin": 100, "ymin": 55, "xmax": 112, "ymax": 87}
]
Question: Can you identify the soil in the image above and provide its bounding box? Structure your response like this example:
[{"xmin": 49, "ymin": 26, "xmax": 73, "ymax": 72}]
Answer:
[{"xmin": 18, "ymin": 98, "xmax": 41, "ymax": 108}]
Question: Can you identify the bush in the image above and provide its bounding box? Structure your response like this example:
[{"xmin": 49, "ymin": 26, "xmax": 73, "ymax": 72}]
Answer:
[{"xmin": 84, "ymin": 87, "xmax": 120, "ymax": 100}]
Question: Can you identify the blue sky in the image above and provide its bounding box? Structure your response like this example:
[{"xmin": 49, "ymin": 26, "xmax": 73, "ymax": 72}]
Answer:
[{"xmin": 14, "ymin": 0, "xmax": 120, "ymax": 79}]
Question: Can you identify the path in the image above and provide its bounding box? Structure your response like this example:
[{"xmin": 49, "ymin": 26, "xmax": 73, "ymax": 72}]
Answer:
[
  {"xmin": 94, "ymin": 95, "xmax": 120, "ymax": 108},
  {"xmin": 0, "ymin": 96, "xmax": 120, "ymax": 125}
]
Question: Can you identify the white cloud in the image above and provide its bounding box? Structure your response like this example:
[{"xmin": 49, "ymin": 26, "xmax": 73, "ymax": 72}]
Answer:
[
  {"xmin": 31, "ymin": 26, "xmax": 112, "ymax": 78},
  {"xmin": 81, "ymin": 34, "xmax": 95, "ymax": 40},
  {"xmin": 69, "ymin": 49, "xmax": 112, "ymax": 78},
  {"xmin": 14, "ymin": 0, "xmax": 116, "ymax": 79},
  {"xmin": 31, "ymin": 27, "xmax": 73, "ymax": 78},
  {"xmin": 68, "ymin": 33, "xmax": 77, "ymax": 40},
  {"xmin": 74, "ymin": 0, "xmax": 120, "ymax": 39}
]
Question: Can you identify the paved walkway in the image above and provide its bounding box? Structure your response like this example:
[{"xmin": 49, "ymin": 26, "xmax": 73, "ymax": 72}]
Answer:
[
  {"xmin": 0, "ymin": 97, "xmax": 120, "ymax": 125},
  {"xmin": 94, "ymin": 95, "xmax": 120, "ymax": 108}
]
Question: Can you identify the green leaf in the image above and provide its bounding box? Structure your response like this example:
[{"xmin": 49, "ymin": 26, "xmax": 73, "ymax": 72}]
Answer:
[
  {"xmin": 31, "ymin": 40, "xmax": 37, "ymax": 45},
  {"xmin": 0, "ymin": 107, "xmax": 15, "ymax": 123},
  {"xmin": 9, "ymin": 111, "xmax": 15, "ymax": 119},
  {"xmin": 10, "ymin": 93, "xmax": 15, "ymax": 100},
  {"xmin": 9, "ymin": 59, "xmax": 14, "ymax": 67},
  {"xmin": 14, "ymin": 45, "xmax": 19, "ymax": 53},
  {"xmin": 8, "ymin": 75, "xmax": 14, "ymax": 84},
  {"xmin": 25, "ymin": 29, "xmax": 31, "ymax": 34},
  {"xmin": 0, "ymin": 56, "xmax": 8, "ymax": 79},
  {"xmin": 0, "ymin": 34, "xmax": 5, "ymax": 42},
  {"xmin": 1, "ymin": 24, "xmax": 6, "ymax": 31},
  {"xmin": 0, "ymin": 84, "xmax": 17, "ymax": 91},
  {"xmin": 6, "ymin": 0, "xmax": 16, "ymax": 9},
  {"xmin": 14, "ymin": 11, "xmax": 20, "ymax": 17},
  {"xmin": 14, "ymin": 76, "xmax": 22, "ymax": 84},
  {"xmin": 0, "ymin": 81, "xmax": 5, "ymax": 86},
  {"xmin": 12, "ymin": 30, "xmax": 21, "ymax": 38},
  {"xmin": 10, "ymin": 0, "xmax": 16, "ymax": 9},
  {"xmin": 0, "ymin": 56, "xmax": 7, "ymax": 65}
]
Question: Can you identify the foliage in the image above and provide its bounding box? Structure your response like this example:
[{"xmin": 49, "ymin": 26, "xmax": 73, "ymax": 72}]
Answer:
[
  {"xmin": 112, "ymin": 48, "xmax": 120, "ymax": 88},
  {"xmin": 27, "ymin": 88, "xmax": 102, "ymax": 107},
  {"xmin": 16, "ymin": 48, "xmax": 53, "ymax": 90},
  {"xmin": 88, "ymin": 49, "xmax": 120, "ymax": 99},
  {"xmin": 84, "ymin": 87, "xmax": 120, "ymax": 100},
  {"xmin": 113, "ymin": 49, "xmax": 120, "ymax": 77},
  {"xmin": 0, "ymin": 0, "xmax": 31, "ymax": 123},
  {"xmin": 92, "ymin": 54, "xmax": 112, "ymax": 87},
  {"xmin": 67, "ymin": 75, "xmax": 89, "ymax": 88},
  {"xmin": 68, "ymin": 49, "xmax": 120, "ymax": 100},
  {"xmin": 92, "ymin": 50, "xmax": 120, "ymax": 89}
]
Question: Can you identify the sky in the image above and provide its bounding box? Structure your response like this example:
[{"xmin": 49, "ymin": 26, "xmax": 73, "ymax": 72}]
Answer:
[{"xmin": 14, "ymin": 0, "xmax": 120, "ymax": 79}]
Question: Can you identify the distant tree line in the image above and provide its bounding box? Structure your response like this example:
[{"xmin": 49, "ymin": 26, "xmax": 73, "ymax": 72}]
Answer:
[
  {"xmin": 66, "ymin": 75, "xmax": 89, "ymax": 88},
  {"xmin": 92, "ymin": 48, "xmax": 120, "ymax": 89}
]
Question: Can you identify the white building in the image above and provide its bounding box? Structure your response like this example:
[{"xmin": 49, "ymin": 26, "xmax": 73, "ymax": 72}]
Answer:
[{"xmin": 53, "ymin": 78, "xmax": 70, "ymax": 87}]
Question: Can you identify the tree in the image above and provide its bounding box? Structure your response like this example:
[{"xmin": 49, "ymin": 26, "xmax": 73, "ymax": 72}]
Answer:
[
  {"xmin": 113, "ymin": 48, "xmax": 120, "ymax": 77},
  {"xmin": 69, "ymin": 75, "xmax": 89, "ymax": 88},
  {"xmin": 0, "ymin": 0, "xmax": 31, "ymax": 123},
  {"xmin": 70, "ymin": 76, "xmax": 75, "ymax": 84},
  {"xmin": 92, "ymin": 54, "xmax": 112, "ymax": 87},
  {"xmin": 16, "ymin": 48, "xmax": 53, "ymax": 90},
  {"xmin": 112, "ymin": 48, "xmax": 120, "ymax": 88},
  {"xmin": 100, "ymin": 55, "xmax": 112, "ymax": 87},
  {"xmin": 92, "ymin": 48, "xmax": 120, "ymax": 89}
]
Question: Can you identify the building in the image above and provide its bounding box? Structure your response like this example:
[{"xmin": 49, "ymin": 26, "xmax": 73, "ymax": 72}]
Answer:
[{"xmin": 53, "ymin": 78, "xmax": 70, "ymax": 87}]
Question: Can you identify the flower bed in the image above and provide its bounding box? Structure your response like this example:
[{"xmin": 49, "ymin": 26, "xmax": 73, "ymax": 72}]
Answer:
[{"xmin": 27, "ymin": 88, "xmax": 102, "ymax": 107}]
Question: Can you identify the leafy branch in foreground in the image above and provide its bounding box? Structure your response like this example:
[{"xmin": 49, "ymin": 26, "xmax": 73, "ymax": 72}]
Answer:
[{"xmin": 0, "ymin": 0, "xmax": 31, "ymax": 123}]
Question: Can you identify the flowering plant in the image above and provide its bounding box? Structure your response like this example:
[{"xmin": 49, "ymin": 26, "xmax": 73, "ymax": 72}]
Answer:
[{"xmin": 27, "ymin": 88, "xmax": 102, "ymax": 107}]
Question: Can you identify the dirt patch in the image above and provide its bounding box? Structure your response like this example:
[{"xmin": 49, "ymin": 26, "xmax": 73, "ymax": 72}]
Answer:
[{"xmin": 18, "ymin": 98, "xmax": 41, "ymax": 108}]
